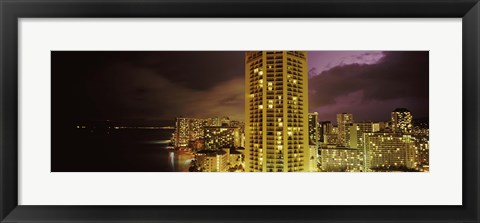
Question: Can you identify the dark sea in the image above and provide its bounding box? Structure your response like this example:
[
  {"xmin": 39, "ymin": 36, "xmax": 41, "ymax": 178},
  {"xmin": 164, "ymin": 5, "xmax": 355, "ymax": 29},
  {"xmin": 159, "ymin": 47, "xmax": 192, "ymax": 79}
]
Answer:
[{"xmin": 52, "ymin": 127, "xmax": 194, "ymax": 172}]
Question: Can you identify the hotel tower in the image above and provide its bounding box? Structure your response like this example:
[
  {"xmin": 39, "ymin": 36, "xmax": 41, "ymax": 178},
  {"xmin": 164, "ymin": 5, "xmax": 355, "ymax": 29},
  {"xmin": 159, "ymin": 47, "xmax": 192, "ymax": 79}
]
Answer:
[{"xmin": 245, "ymin": 51, "xmax": 310, "ymax": 172}]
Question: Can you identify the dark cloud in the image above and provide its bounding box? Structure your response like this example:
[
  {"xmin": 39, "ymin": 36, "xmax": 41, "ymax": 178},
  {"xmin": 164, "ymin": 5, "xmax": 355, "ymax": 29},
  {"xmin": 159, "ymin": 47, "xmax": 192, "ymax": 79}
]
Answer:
[
  {"xmin": 122, "ymin": 51, "xmax": 244, "ymax": 90},
  {"xmin": 52, "ymin": 51, "xmax": 245, "ymax": 123},
  {"xmin": 308, "ymin": 51, "xmax": 429, "ymax": 122}
]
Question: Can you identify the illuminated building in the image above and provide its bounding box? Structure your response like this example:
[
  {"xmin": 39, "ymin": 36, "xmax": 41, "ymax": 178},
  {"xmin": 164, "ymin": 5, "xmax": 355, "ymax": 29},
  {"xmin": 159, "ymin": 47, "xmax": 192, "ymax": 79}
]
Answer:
[
  {"xmin": 391, "ymin": 108, "xmax": 413, "ymax": 133},
  {"xmin": 308, "ymin": 112, "xmax": 320, "ymax": 145},
  {"xmin": 324, "ymin": 125, "xmax": 339, "ymax": 145},
  {"xmin": 324, "ymin": 133, "xmax": 339, "ymax": 145},
  {"xmin": 174, "ymin": 117, "xmax": 205, "ymax": 147},
  {"xmin": 347, "ymin": 121, "xmax": 375, "ymax": 149},
  {"xmin": 319, "ymin": 145, "xmax": 364, "ymax": 172},
  {"xmin": 230, "ymin": 120, "xmax": 246, "ymax": 147},
  {"xmin": 308, "ymin": 112, "xmax": 320, "ymax": 171},
  {"xmin": 337, "ymin": 113, "xmax": 353, "ymax": 146},
  {"xmin": 175, "ymin": 118, "xmax": 189, "ymax": 147},
  {"xmin": 414, "ymin": 135, "xmax": 429, "ymax": 171},
  {"xmin": 245, "ymin": 51, "xmax": 310, "ymax": 172},
  {"xmin": 365, "ymin": 133, "xmax": 417, "ymax": 171},
  {"xmin": 372, "ymin": 122, "xmax": 387, "ymax": 132},
  {"xmin": 195, "ymin": 150, "xmax": 229, "ymax": 172},
  {"xmin": 346, "ymin": 124, "xmax": 358, "ymax": 149},
  {"xmin": 205, "ymin": 116, "xmax": 221, "ymax": 127},
  {"xmin": 204, "ymin": 126, "xmax": 240, "ymax": 150},
  {"xmin": 319, "ymin": 121, "xmax": 332, "ymax": 143}
]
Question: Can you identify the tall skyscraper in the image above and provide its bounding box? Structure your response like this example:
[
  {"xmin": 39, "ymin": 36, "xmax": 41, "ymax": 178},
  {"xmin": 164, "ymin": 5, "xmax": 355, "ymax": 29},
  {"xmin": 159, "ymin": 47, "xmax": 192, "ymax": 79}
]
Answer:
[
  {"xmin": 245, "ymin": 51, "xmax": 310, "ymax": 172},
  {"xmin": 174, "ymin": 117, "xmax": 205, "ymax": 147},
  {"xmin": 319, "ymin": 121, "xmax": 333, "ymax": 143},
  {"xmin": 391, "ymin": 108, "xmax": 413, "ymax": 133},
  {"xmin": 308, "ymin": 112, "xmax": 320, "ymax": 171},
  {"xmin": 308, "ymin": 113, "xmax": 319, "ymax": 145},
  {"xmin": 336, "ymin": 113, "xmax": 353, "ymax": 146}
]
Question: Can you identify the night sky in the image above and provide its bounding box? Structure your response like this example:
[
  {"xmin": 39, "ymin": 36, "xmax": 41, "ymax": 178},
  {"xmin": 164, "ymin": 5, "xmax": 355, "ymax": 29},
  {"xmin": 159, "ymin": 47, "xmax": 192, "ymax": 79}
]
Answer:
[{"xmin": 52, "ymin": 51, "xmax": 428, "ymax": 124}]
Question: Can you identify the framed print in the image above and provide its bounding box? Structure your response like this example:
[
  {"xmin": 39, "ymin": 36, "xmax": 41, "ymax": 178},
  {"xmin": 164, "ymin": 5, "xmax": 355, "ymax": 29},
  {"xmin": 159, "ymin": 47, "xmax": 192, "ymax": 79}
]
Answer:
[{"xmin": 1, "ymin": 0, "xmax": 479, "ymax": 222}]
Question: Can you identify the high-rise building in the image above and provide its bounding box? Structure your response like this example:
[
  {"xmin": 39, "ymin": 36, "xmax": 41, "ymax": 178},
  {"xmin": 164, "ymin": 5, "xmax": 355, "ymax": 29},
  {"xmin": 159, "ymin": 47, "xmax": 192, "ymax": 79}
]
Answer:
[
  {"xmin": 245, "ymin": 51, "xmax": 310, "ymax": 172},
  {"xmin": 308, "ymin": 112, "xmax": 320, "ymax": 171},
  {"xmin": 324, "ymin": 133, "xmax": 339, "ymax": 145},
  {"xmin": 319, "ymin": 121, "xmax": 333, "ymax": 143},
  {"xmin": 391, "ymin": 108, "xmax": 413, "ymax": 133},
  {"xmin": 365, "ymin": 133, "xmax": 417, "ymax": 171},
  {"xmin": 346, "ymin": 124, "xmax": 358, "ymax": 149},
  {"xmin": 336, "ymin": 113, "xmax": 353, "ymax": 146},
  {"xmin": 308, "ymin": 112, "xmax": 320, "ymax": 145},
  {"xmin": 204, "ymin": 126, "xmax": 240, "ymax": 150},
  {"xmin": 347, "ymin": 121, "xmax": 375, "ymax": 149},
  {"xmin": 372, "ymin": 122, "xmax": 386, "ymax": 132},
  {"xmin": 174, "ymin": 117, "xmax": 205, "ymax": 147},
  {"xmin": 413, "ymin": 134, "xmax": 429, "ymax": 172},
  {"xmin": 230, "ymin": 120, "xmax": 246, "ymax": 148},
  {"xmin": 175, "ymin": 118, "xmax": 190, "ymax": 147}
]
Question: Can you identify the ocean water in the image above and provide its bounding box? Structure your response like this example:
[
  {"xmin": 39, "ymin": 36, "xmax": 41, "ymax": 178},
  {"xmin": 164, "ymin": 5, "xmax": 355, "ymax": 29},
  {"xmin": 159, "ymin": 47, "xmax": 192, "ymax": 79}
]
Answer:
[{"xmin": 52, "ymin": 128, "xmax": 194, "ymax": 172}]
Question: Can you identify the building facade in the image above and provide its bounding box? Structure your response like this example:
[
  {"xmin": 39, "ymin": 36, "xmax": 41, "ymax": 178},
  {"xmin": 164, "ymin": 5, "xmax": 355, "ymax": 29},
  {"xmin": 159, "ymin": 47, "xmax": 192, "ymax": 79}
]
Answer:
[
  {"xmin": 319, "ymin": 121, "xmax": 333, "ymax": 143},
  {"xmin": 195, "ymin": 150, "xmax": 229, "ymax": 172},
  {"xmin": 365, "ymin": 133, "xmax": 417, "ymax": 170},
  {"xmin": 204, "ymin": 126, "xmax": 240, "ymax": 150},
  {"xmin": 245, "ymin": 51, "xmax": 310, "ymax": 172},
  {"xmin": 174, "ymin": 117, "xmax": 205, "ymax": 147},
  {"xmin": 308, "ymin": 112, "xmax": 320, "ymax": 171},
  {"xmin": 391, "ymin": 108, "xmax": 413, "ymax": 134},
  {"xmin": 336, "ymin": 113, "xmax": 353, "ymax": 146},
  {"xmin": 319, "ymin": 145, "xmax": 364, "ymax": 172}
]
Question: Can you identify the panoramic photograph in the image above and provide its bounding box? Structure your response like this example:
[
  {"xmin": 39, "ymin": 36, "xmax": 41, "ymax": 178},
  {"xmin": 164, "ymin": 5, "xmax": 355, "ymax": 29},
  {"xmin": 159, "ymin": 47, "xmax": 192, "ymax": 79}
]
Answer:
[{"xmin": 51, "ymin": 51, "xmax": 429, "ymax": 172}]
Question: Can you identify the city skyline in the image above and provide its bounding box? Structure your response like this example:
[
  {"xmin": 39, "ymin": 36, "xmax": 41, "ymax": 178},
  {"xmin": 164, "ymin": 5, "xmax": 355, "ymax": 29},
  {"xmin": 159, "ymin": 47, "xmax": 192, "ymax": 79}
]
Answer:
[
  {"xmin": 52, "ymin": 51, "xmax": 428, "ymax": 123},
  {"xmin": 52, "ymin": 51, "xmax": 429, "ymax": 172}
]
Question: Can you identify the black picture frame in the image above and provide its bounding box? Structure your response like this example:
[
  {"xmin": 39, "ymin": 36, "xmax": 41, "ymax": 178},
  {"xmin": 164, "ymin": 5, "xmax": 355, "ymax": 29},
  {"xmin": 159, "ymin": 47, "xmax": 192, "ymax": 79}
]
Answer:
[{"xmin": 1, "ymin": 0, "xmax": 479, "ymax": 222}]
